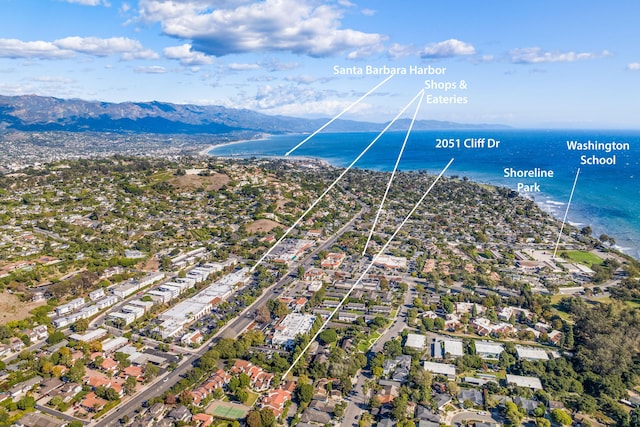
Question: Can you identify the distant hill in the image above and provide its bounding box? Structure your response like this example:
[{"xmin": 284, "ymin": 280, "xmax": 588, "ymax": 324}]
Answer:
[{"xmin": 0, "ymin": 95, "xmax": 507, "ymax": 135}]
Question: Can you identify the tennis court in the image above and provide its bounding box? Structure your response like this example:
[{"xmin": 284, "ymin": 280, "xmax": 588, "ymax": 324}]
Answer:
[{"xmin": 207, "ymin": 400, "xmax": 249, "ymax": 420}]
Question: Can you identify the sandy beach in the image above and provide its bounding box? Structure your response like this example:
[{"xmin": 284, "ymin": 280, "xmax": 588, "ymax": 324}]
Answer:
[{"xmin": 198, "ymin": 134, "xmax": 275, "ymax": 156}]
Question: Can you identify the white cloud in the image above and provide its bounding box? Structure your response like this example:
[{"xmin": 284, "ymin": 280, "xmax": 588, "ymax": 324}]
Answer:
[
  {"xmin": 386, "ymin": 43, "xmax": 415, "ymax": 60},
  {"xmin": 227, "ymin": 63, "xmax": 260, "ymax": 71},
  {"xmin": 420, "ymin": 39, "xmax": 476, "ymax": 58},
  {"xmin": 31, "ymin": 76, "xmax": 76, "ymax": 83},
  {"xmin": 0, "ymin": 36, "xmax": 157, "ymax": 60},
  {"xmin": 61, "ymin": 0, "xmax": 111, "ymax": 6},
  {"xmin": 361, "ymin": 8, "xmax": 376, "ymax": 16},
  {"xmin": 138, "ymin": 0, "xmax": 386, "ymax": 57},
  {"xmin": 509, "ymin": 47, "xmax": 611, "ymax": 64},
  {"xmin": 163, "ymin": 44, "xmax": 214, "ymax": 66},
  {"xmin": 55, "ymin": 36, "xmax": 158, "ymax": 60},
  {"xmin": 134, "ymin": 65, "xmax": 167, "ymax": 73},
  {"xmin": 0, "ymin": 39, "xmax": 74, "ymax": 59},
  {"xmin": 626, "ymin": 62, "xmax": 640, "ymax": 71},
  {"xmin": 285, "ymin": 75, "xmax": 320, "ymax": 85}
]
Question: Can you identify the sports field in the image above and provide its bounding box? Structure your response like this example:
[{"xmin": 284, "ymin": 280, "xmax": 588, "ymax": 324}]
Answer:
[{"xmin": 206, "ymin": 400, "xmax": 249, "ymax": 420}]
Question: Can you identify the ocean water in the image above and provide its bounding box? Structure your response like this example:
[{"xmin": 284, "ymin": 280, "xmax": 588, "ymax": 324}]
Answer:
[{"xmin": 209, "ymin": 129, "xmax": 640, "ymax": 259}]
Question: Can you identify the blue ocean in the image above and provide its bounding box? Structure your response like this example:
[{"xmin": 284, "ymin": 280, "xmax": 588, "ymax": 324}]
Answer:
[{"xmin": 209, "ymin": 129, "xmax": 640, "ymax": 259}]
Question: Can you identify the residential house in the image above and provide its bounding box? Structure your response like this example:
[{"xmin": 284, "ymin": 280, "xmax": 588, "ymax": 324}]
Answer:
[
  {"xmin": 514, "ymin": 396, "xmax": 541, "ymax": 415},
  {"xmin": 167, "ymin": 405, "xmax": 192, "ymax": 423},
  {"xmin": 458, "ymin": 389, "xmax": 484, "ymax": 407},
  {"xmin": 121, "ymin": 365, "xmax": 144, "ymax": 381},
  {"xmin": 301, "ymin": 408, "xmax": 332, "ymax": 425},
  {"xmin": 101, "ymin": 357, "xmax": 119, "ymax": 372},
  {"xmin": 433, "ymin": 393, "xmax": 452, "ymax": 411},
  {"xmin": 415, "ymin": 405, "xmax": 441, "ymax": 424},
  {"xmin": 9, "ymin": 376, "xmax": 43, "ymax": 398},
  {"xmin": 192, "ymin": 413, "xmax": 213, "ymax": 427},
  {"xmin": 261, "ymin": 387, "xmax": 293, "ymax": 417},
  {"xmin": 149, "ymin": 402, "xmax": 166, "ymax": 418},
  {"xmin": 9, "ymin": 337, "xmax": 24, "ymax": 352},
  {"xmin": 81, "ymin": 392, "xmax": 107, "ymax": 412}
]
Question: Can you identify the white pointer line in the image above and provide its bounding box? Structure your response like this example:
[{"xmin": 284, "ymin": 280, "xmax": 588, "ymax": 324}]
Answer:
[
  {"xmin": 553, "ymin": 168, "xmax": 581, "ymax": 258},
  {"xmin": 251, "ymin": 88, "xmax": 427, "ymax": 273},
  {"xmin": 363, "ymin": 89, "xmax": 425, "ymax": 255},
  {"xmin": 282, "ymin": 158, "xmax": 455, "ymax": 381},
  {"xmin": 284, "ymin": 74, "xmax": 395, "ymax": 157}
]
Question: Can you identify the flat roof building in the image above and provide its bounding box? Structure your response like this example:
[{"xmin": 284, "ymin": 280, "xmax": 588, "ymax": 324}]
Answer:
[
  {"xmin": 515, "ymin": 345, "xmax": 549, "ymax": 361},
  {"xmin": 423, "ymin": 361, "xmax": 456, "ymax": 379},
  {"xmin": 70, "ymin": 328, "xmax": 107, "ymax": 342},
  {"xmin": 405, "ymin": 333, "xmax": 427, "ymax": 351},
  {"xmin": 443, "ymin": 338, "xmax": 465, "ymax": 358},
  {"xmin": 475, "ymin": 341, "xmax": 504, "ymax": 359},
  {"xmin": 272, "ymin": 313, "xmax": 316, "ymax": 348},
  {"xmin": 506, "ymin": 374, "xmax": 543, "ymax": 390}
]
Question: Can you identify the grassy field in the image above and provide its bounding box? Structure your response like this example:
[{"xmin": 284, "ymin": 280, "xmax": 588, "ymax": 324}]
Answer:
[{"xmin": 561, "ymin": 250, "xmax": 603, "ymax": 267}]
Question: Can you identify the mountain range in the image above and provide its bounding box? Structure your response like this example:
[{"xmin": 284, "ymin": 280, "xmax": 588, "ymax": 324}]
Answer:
[{"xmin": 0, "ymin": 94, "xmax": 507, "ymax": 135}]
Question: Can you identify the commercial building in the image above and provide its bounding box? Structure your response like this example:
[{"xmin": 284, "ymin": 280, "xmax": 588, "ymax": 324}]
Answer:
[{"xmin": 272, "ymin": 313, "xmax": 316, "ymax": 348}]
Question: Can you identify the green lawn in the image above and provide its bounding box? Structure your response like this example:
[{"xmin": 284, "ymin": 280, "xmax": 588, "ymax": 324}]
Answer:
[{"xmin": 561, "ymin": 250, "xmax": 603, "ymax": 267}]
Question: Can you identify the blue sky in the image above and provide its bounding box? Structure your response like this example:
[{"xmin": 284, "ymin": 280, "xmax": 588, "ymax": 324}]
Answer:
[{"xmin": 1, "ymin": 0, "xmax": 639, "ymax": 127}]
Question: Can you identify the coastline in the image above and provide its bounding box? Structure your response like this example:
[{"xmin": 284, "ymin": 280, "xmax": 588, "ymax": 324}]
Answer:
[
  {"xmin": 199, "ymin": 133, "xmax": 277, "ymax": 156},
  {"xmin": 203, "ymin": 133, "xmax": 640, "ymax": 260}
]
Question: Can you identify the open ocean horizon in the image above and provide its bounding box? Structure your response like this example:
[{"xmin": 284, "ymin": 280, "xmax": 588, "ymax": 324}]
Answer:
[{"xmin": 209, "ymin": 129, "xmax": 640, "ymax": 260}]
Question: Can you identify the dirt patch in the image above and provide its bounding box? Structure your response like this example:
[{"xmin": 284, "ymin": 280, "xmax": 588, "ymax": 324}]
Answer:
[
  {"xmin": 141, "ymin": 257, "xmax": 160, "ymax": 271},
  {"xmin": 0, "ymin": 291, "xmax": 46, "ymax": 324},
  {"xmin": 246, "ymin": 219, "xmax": 282, "ymax": 234},
  {"xmin": 170, "ymin": 173, "xmax": 230, "ymax": 191}
]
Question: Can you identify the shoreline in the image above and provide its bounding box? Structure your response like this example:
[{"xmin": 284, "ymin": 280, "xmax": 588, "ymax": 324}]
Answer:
[
  {"xmin": 204, "ymin": 145, "xmax": 639, "ymax": 261},
  {"xmin": 199, "ymin": 133, "xmax": 279, "ymax": 156}
]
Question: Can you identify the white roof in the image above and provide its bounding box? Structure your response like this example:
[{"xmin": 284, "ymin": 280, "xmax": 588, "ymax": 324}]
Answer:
[
  {"xmin": 506, "ymin": 374, "xmax": 543, "ymax": 389},
  {"xmin": 443, "ymin": 339, "xmax": 464, "ymax": 357},
  {"xmin": 475, "ymin": 340, "xmax": 504, "ymax": 355},
  {"xmin": 515, "ymin": 345, "xmax": 549, "ymax": 360},
  {"xmin": 423, "ymin": 361, "xmax": 456, "ymax": 377},
  {"xmin": 405, "ymin": 333, "xmax": 426, "ymax": 350},
  {"xmin": 69, "ymin": 328, "xmax": 107, "ymax": 342}
]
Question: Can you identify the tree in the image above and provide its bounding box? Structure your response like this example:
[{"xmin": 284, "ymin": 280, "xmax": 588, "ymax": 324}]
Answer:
[
  {"xmin": 47, "ymin": 331, "xmax": 66, "ymax": 344},
  {"xmin": 318, "ymin": 329, "xmax": 338, "ymax": 345},
  {"xmin": 260, "ymin": 408, "xmax": 276, "ymax": 427},
  {"xmin": 71, "ymin": 318, "xmax": 89, "ymax": 333},
  {"xmin": 246, "ymin": 410, "xmax": 263, "ymax": 427},
  {"xmin": 198, "ymin": 349, "xmax": 219, "ymax": 372},
  {"xmin": 239, "ymin": 372, "xmax": 251, "ymax": 389},
  {"xmin": 551, "ymin": 409, "xmax": 572, "ymax": 426},
  {"xmin": 236, "ymin": 389, "xmax": 249, "ymax": 404},
  {"xmin": 295, "ymin": 383, "xmax": 314, "ymax": 405},
  {"xmin": 17, "ymin": 396, "xmax": 36, "ymax": 410},
  {"xmin": 383, "ymin": 339, "xmax": 402, "ymax": 357},
  {"xmin": 535, "ymin": 417, "xmax": 551, "ymax": 427},
  {"xmin": 124, "ymin": 376, "xmax": 137, "ymax": 395},
  {"xmin": 145, "ymin": 363, "xmax": 160, "ymax": 380},
  {"xmin": 256, "ymin": 305, "xmax": 271, "ymax": 323},
  {"xmin": 67, "ymin": 361, "xmax": 85, "ymax": 383},
  {"xmin": 504, "ymin": 401, "xmax": 523, "ymax": 426}
]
